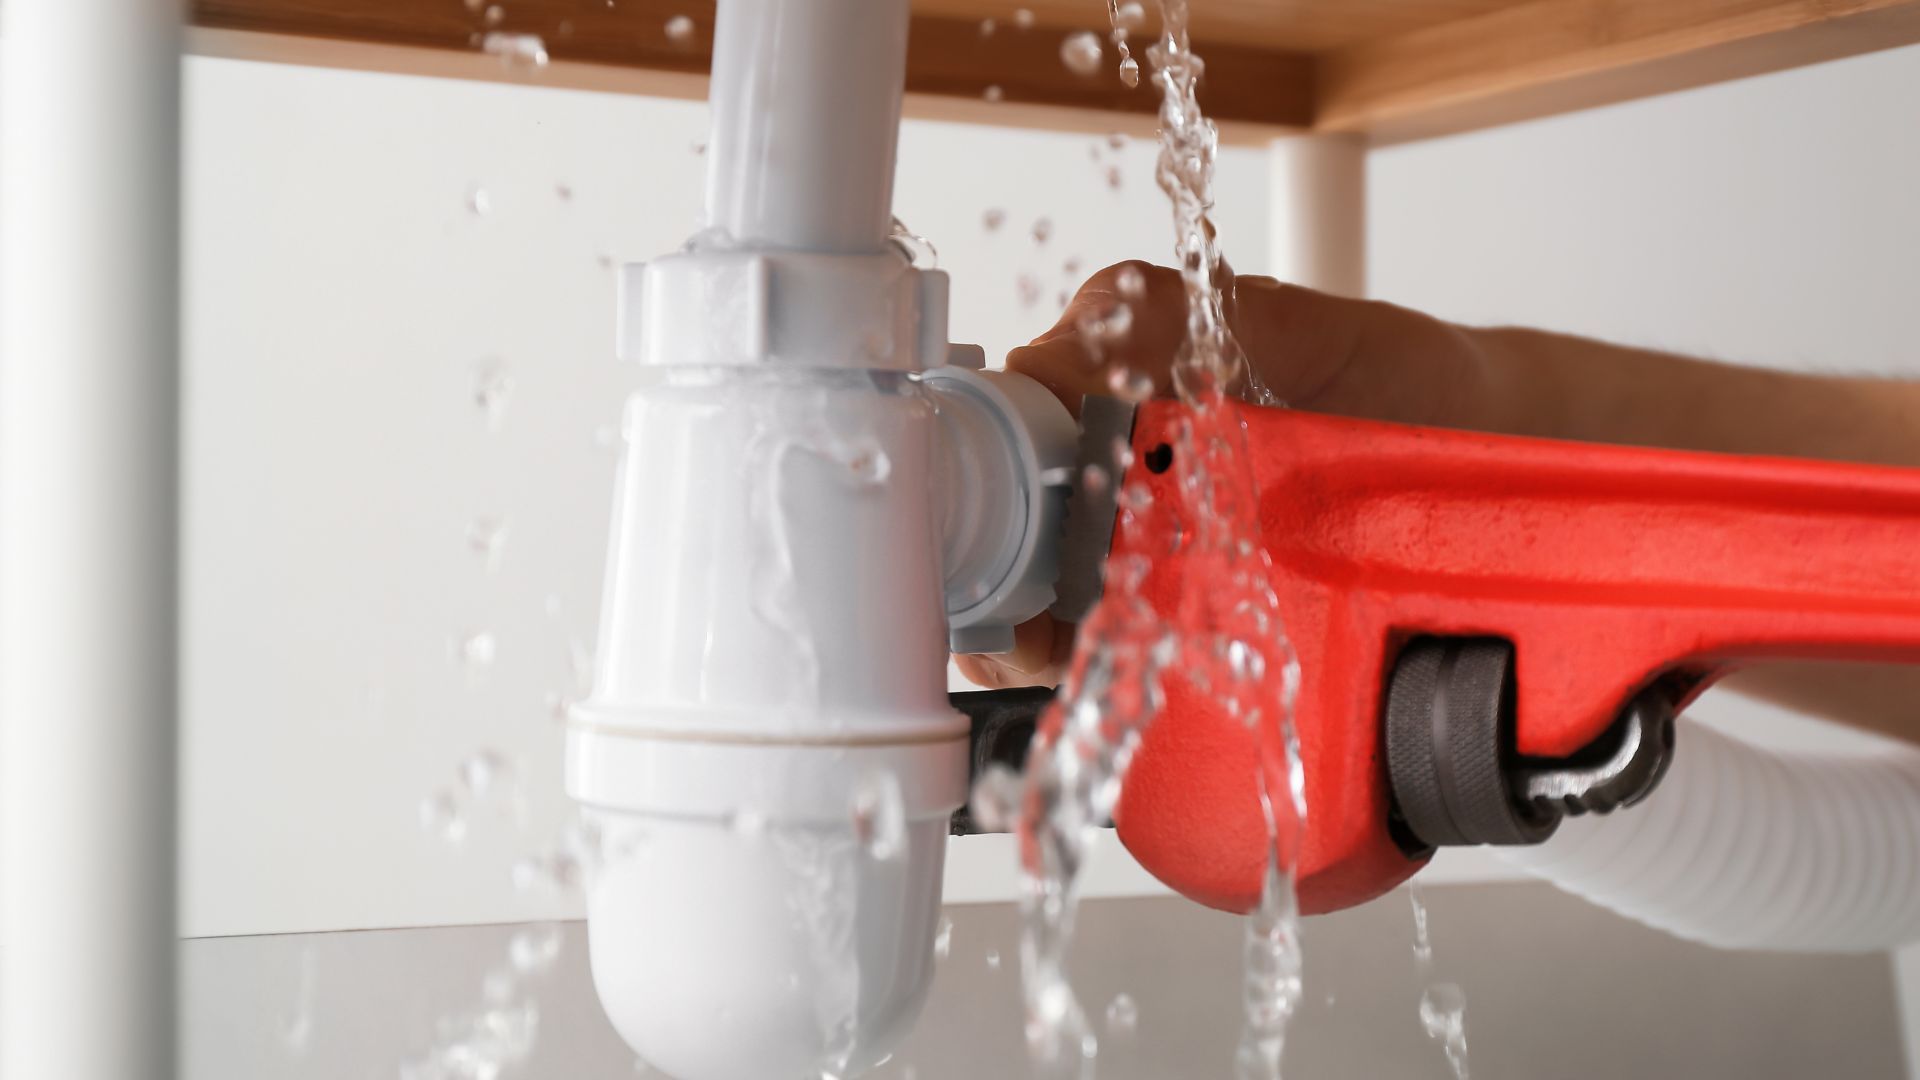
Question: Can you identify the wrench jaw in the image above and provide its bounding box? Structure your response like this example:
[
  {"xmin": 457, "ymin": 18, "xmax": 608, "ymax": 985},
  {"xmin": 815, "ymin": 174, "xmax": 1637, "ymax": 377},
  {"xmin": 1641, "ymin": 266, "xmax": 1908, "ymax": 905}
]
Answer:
[{"xmin": 1383, "ymin": 637, "xmax": 1680, "ymax": 855}]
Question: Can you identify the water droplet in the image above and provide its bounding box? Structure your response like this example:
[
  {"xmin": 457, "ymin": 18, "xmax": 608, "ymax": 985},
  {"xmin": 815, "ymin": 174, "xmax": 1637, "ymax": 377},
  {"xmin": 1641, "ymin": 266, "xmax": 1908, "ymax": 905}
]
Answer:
[
  {"xmin": 979, "ymin": 17, "xmax": 997, "ymax": 36},
  {"xmin": 982, "ymin": 208, "xmax": 1006, "ymax": 232},
  {"xmin": 419, "ymin": 790, "xmax": 467, "ymax": 844},
  {"xmin": 466, "ymin": 516, "xmax": 508, "ymax": 571},
  {"xmin": 481, "ymin": 1000, "xmax": 540, "ymax": 1056},
  {"xmin": 1420, "ymin": 983, "xmax": 1470, "ymax": 1079},
  {"xmin": 1105, "ymin": 164, "xmax": 1124, "ymax": 190},
  {"xmin": 1076, "ymin": 302, "xmax": 1133, "ymax": 349},
  {"xmin": 986, "ymin": 949, "xmax": 1002, "ymax": 970},
  {"xmin": 277, "ymin": 946, "xmax": 317, "ymax": 1055},
  {"xmin": 543, "ymin": 691, "xmax": 574, "ymax": 724},
  {"xmin": 1108, "ymin": 367, "xmax": 1152, "ymax": 401},
  {"xmin": 556, "ymin": 18, "xmax": 573, "ymax": 38},
  {"xmin": 888, "ymin": 216, "xmax": 940, "ymax": 268},
  {"xmin": 481, "ymin": 31, "xmax": 548, "ymax": 68},
  {"xmin": 1012, "ymin": 8, "xmax": 1036, "ymax": 29},
  {"xmin": 509, "ymin": 923, "xmax": 563, "ymax": 974},
  {"xmin": 555, "ymin": 182, "xmax": 573, "ymax": 201},
  {"xmin": 466, "ymin": 184, "xmax": 492, "ymax": 216},
  {"xmin": 1060, "ymin": 31, "xmax": 1104, "ymax": 77},
  {"xmin": 483, "ymin": 4, "xmax": 504, "ymax": 25},
  {"xmin": 1063, "ymin": 256, "xmax": 1083, "ymax": 277},
  {"xmin": 933, "ymin": 915, "xmax": 954, "ymax": 961},
  {"xmin": 453, "ymin": 630, "xmax": 497, "ymax": 672},
  {"xmin": 1107, "ymin": 131, "xmax": 1129, "ymax": 151},
  {"xmin": 664, "ymin": 14, "xmax": 696, "ymax": 45},
  {"xmin": 473, "ymin": 361, "xmax": 512, "ymax": 430},
  {"xmin": 1410, "ymin": 884, "xmax": 1433, "ymax": 969},
  {"xmin": 1031, "ymin": 217, "xmax": 1053, "ymax": 245},
  {"xmin": 982, "ymin": 84, "xmax": 1004, "ymax": 104},
  {"xmin": 1080, "ymin": 464, "xmax": 1110, "ymax": 496},
  {"xmin": 968, "ymin": 763, "xmax": 1022, "ymax": 832},
  {"xmin": 690, "ymin": 139, "xmax": 707, "ymax": 156},
  {"xmin": 1104, "ymin": 993, "xmax": 1139, "ymax": 1036},
  {"xmin": 510, "ymin": 856, "xmax": 546, "ymax": 891},
  {"xmin": 1016, "ymin": 274, "xmax": 1042, "ymax": 308},
  {"xmin": 851, "ymin": 770, "xmax": 906, "ymax": 861},
  {"xmin": 841, "ymin": 443, "xmax": 891, "ymax": 487},
  {"xmin": 464, "ymin": 0, "xmax": 484, "ymax": 10},
  {"xmin": 458, "ymin": 748, "xmax": 512, "ymax": 798},
  {"xmin": 1115, "ymin": 1, "xmax": 1146, "ymax": 29},
  {"xmin": 1118, "ymin": 56, "xmax": 1141, "ymax": 87},
  {"xmin": 1115, "ymin": 264, "xmax": 1147, "ymax": 299}
]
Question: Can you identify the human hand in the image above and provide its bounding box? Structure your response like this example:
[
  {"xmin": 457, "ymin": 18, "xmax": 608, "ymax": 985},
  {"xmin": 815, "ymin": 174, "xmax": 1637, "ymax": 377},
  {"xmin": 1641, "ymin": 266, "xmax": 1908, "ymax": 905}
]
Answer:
[{"xmin": 953, "ymin": 261, "xmax": 1505, "ymax": 689}]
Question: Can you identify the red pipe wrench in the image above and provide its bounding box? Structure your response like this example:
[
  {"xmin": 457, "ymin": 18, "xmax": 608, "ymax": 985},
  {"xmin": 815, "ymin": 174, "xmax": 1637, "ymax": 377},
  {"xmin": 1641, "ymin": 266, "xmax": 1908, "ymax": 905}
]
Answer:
[{"xmin": 1076, "ymin": 401, "xmax": 1920, "ymax": 915}]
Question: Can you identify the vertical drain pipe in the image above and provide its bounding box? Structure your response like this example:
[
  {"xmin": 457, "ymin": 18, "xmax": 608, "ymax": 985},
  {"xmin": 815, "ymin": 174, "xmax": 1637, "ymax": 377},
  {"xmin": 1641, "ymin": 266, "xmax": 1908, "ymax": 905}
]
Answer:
[{"xmin": 0, "ymin": 1, "xmax": 182, "ymax": 1077}]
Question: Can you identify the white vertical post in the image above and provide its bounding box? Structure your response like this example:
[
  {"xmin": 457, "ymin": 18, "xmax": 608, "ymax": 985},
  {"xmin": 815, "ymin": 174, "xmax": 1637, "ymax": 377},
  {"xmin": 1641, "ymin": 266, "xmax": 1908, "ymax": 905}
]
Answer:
[
  {"xmin": 0, "ymin": 0, "xmax": 183, "ymax": 1077},
  {"xmin": 1268, "ymin": 133, "xmax": 1368, "ymax": 298}
]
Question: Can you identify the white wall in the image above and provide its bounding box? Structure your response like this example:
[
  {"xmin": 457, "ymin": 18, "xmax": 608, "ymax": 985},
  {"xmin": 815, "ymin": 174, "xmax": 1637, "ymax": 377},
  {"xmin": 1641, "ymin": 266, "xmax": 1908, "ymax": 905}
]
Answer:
[
  {"xmin": 1367, "ymin": 39, "xmax": 1920, "ymax": 1074},
  {"xmin": 178, "ymin": 52, "xmax": 1269, "ymax": 938}
]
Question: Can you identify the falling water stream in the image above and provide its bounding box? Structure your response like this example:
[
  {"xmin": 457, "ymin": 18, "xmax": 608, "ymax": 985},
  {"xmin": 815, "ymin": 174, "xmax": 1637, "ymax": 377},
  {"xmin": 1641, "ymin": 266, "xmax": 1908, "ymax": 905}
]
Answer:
[{"xmin": 1008, "ymin": 3, "xmax": 1307, "ymax": 1077}]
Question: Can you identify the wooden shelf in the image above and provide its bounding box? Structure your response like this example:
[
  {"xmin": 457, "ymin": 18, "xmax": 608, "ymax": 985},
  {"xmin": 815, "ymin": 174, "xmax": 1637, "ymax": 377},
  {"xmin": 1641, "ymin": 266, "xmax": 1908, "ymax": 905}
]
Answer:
[{"xmin": 192, "ymin": 0, "xmax": 1920, "ymax": 141}]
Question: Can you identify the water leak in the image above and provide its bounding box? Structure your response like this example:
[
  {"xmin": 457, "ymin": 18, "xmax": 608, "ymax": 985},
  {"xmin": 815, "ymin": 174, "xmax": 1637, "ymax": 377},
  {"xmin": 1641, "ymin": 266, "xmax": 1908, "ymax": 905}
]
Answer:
[
  {"xmin": 1421, "ymin": 983, "xmax": 1471, "ymax": 1080},
  {"xmin": 933, "ymin": 915, "xmax": 955, "ymax": 962},
  {"xmin": 399, "ymin": 930, "xmax": 550, "ymax": 1080},
  {"xmin": 1007, "ymin": 2, "xmax": 1308, "ymax": 1078},
  {"xmin": 1410, "ymin": 884, "xmax": 1471, "ymax": 1079},
  {"xmin": 1104, "ymin": 0, "xmax": 1138, "ymax": 88},
  {"xmin": 850, "ymin": 769, "xmax": 907, "ymax": 862},
  {"xmin": 277, "ymin": 944, "xmax": 317, "ymax": 1055}
]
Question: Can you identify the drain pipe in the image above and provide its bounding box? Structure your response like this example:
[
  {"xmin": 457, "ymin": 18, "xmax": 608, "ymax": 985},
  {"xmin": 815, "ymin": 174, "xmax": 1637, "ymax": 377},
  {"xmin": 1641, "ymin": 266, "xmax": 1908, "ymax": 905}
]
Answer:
[
  {"xmin": 0, "ymin": 0, "xmax": 183, "ymax": 1077},
  {"xmin": 569, "ymin": 1, "xmax": 1081, "ymax": 1074}
]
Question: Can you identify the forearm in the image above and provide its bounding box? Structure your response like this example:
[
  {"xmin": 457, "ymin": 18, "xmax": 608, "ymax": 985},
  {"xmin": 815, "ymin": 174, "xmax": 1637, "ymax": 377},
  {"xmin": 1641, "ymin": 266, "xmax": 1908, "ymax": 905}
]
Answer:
[
  {"xmin": 1473, "ymin": 326, "xmax": 1920, "ymax": 745},
  {"xmin": 1473, "ymin": 326, "xmax": 1920, "ymax": 467}
]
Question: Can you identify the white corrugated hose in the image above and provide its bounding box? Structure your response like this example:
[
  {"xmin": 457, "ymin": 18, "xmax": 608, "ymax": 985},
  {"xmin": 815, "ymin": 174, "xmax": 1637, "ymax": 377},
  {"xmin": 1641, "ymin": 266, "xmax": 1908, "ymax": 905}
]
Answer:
[{"xmin": 1500, "ymin": 719, "xmax": 1920, "ymax": 951}]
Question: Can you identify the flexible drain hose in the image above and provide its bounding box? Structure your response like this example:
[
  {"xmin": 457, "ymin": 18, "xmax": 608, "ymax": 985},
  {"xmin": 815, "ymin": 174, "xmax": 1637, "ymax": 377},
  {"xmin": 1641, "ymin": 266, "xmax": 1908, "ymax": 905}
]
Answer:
[{"xmin": 1498, "ymin": 719, "xmax": 1920, "ymax": 951}]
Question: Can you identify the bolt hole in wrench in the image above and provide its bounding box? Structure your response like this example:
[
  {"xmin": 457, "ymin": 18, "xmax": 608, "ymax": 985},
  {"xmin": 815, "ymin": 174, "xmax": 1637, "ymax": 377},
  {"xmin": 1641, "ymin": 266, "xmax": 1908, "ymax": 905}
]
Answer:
[{"xmin": 954, "ymin": 399, "xmax": 1920, "ymax": 917}]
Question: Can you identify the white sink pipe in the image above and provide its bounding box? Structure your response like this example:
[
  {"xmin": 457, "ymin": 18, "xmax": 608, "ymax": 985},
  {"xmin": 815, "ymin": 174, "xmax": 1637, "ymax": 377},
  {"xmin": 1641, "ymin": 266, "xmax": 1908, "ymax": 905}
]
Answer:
[
  {"xmin": 0, "ymin": 0, "xmax": 183, "ymax": 1077},
  {"xmin": 569, "ymin": 1, "xmax": 1071, "ymax": 1077},
  {"xmin": 1501, "ymin": 718, "xmax": 1920, "ymax": 952}
]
